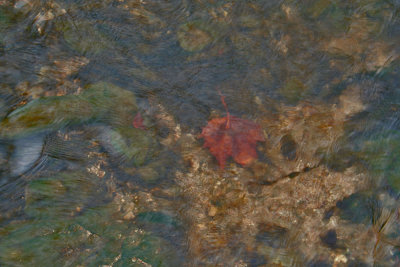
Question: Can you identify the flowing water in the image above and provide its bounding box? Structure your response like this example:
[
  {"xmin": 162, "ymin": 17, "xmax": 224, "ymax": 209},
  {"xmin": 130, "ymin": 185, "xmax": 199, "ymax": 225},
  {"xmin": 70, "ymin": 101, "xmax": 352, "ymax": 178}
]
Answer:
[{"xmin": 0, "ymin": 0, "xmax": 399, "ymax": 266}]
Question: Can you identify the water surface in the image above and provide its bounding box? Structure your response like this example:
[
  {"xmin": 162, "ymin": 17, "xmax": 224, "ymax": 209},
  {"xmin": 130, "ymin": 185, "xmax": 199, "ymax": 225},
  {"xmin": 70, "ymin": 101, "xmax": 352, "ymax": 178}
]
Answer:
[{"xmin": 0, "ymin": 0, "xmax": 399, "ymax": 266}]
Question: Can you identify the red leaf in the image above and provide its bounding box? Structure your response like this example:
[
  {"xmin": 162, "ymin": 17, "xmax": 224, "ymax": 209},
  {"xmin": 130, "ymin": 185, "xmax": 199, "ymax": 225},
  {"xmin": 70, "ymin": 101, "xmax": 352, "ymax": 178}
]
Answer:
[
  {"xmin": 133, "ymin": 112, "xmax": 145, "ymax": 129},
  {"xmin": 201, "ymin": 116, "xmax": 264, "ymax": 169},
  {"xmin": 200, "ymin": 91, "xmax": 265, "ymax": 168}
]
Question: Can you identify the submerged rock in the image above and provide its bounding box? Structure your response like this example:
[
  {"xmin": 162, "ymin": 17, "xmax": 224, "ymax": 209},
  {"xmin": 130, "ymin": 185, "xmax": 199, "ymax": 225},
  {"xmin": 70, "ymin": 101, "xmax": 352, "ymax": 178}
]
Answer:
[
  {"xmin": 0, "ymin": 96, "xmax": 94, "ymax": 138},
  {"xmin": 0, "ymin": 170, "xmax": 182, "ymax": 266},
  {"xmin": 119, "ymin": 233, "xmax": 182, "ymax": 266},
  {"xmin": 176, "ymin": 156, "xmax": 368, "ymax": 265},
  {"xmin": 165, "ymin": 85, "xmax": 373, "ymax": 265},
  {"xmin": 255, "ymin": 84, "xmax": 365, "ymax": 183},
  {"xmin": 0, "ymin": 82, "xmax": 137, "ymax": 138},
  {"xmin": 61, "ymin": 21, "xmax": 110, "ymax": 55},
  {"xmin": 356, "ymin": 132, "xmax": 400, "ymax": 193},
  {"xmin": 0, "ymin": 98, "xmax": 6, "ymax": 122},
  {"xmin": 0, "ymin": 81, "xmax": 173, "ymax": 186},
  {"xmin": 0, "ymin": 6, "xmax": 13, "ymax": 44},
  {"xmin": 177, "ymin": 21, "xmax": 219, "ymax": 52},
  {"xmin": 9, "ymin": 133, "xmax": 46, "ymax": 177},
  {"xmin": 24, "ymin": 171, "xmax": 107, "ymax": 220},
  {"xmin": 0, "ymin": 82, "xmax": 147, "ymax": 179},
  {"xmin": 279, "ymin": 77, "xmax": 308, "ymax": 104},
  {"xmin": 322, "ymin": 14, "xmax": 398, "ymax": 75},
  {"xmin": 97, "ymin": 126, "xmax": 158, "ymax": 168},
  {"xmin": 82, "ymin": 82, "xmax": 139, "ymax": 128}
]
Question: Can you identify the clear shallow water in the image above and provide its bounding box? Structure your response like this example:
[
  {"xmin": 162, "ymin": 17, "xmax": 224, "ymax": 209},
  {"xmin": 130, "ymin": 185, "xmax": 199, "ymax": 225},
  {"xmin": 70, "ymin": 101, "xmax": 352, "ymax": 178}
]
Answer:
[{"xmin": 0, "ymin": 0, "xmax": 399, "ymax": 266}]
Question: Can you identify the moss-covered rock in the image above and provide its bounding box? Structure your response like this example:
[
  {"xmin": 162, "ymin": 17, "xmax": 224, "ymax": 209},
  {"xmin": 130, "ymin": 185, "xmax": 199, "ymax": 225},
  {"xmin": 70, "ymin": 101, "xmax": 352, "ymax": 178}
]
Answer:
[
  {"xmin": 279, "ymin": 77, "xmax": 308, "ymax": 104},
  {"xmin": 24, "ymin": 171, "xmax": 105, "ymax": 220},
  {"xmin": 0, "ymin": 198, "xmax": 180, "ymax": 266},
  {"xmin": 0, "ymin": 98, "xmax": 6, "ymax": 122},
  {"xmin": 135, "ymin": 154, "xmax": 173, "ymax": 182},
  {"xmin": 0, "ymin": 96, "xmax": 94, "ymax": 138},
  {"xmin": 136, "ymin": 211, "xmax": 181, "ymax": 229},
  {"xmin": 82, "ymin": 82, "xmax": 138, "ymax": 127},
  {"xmin": 0, "ymin": 169, "xmax": 112, "ymax": 266},
  {"xmin": 357, "ymin": 132, "xmax": 400, "ymax": 192},
  {"xmin": 118, "ymin": 234, "xmax": 180, "ymax": 266},
  {"xmin": 177, "ymin": 21, "xmax": 219, "ymax": 52},
  {"xmin": 100, "ymin": 126, "xmax": 159, "ymax": 167},
  {"xmin": 0, "ymin": 6, "xmax": 14, "ymax": 44},
  {"xmin": 61, "ymin": 21, "xmax": 110, "ymax": 55},
  {"xmin": 0, "ymin": 82, "xmax": 137, "ymax": 138}
]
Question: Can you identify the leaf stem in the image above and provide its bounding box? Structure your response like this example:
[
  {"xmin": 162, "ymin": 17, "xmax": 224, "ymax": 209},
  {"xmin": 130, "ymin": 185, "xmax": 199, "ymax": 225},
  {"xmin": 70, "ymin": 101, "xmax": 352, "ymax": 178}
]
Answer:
[{"xmin": 217, "ymin": 90, "xmax": 230, "ymax": 129}]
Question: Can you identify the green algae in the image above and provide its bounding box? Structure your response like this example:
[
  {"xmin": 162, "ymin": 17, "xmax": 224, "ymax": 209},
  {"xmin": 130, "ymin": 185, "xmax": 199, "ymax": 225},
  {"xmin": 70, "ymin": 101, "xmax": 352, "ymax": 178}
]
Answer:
[
  {"xmin": 82, "ymin": 82, "xmax": 138, "ymax": 128},
  {"xmin": 61, "ymin": 20, "xmax": 110, "ymax": 55},
  {"xmin": 24, "ymin": 171, "xmax": 105, "ymax": 220},
  {"xmin": 0, "ymin": 168, "xmax": 179, "ymax": 266},
  {"xmin": 0, "ymin": 81, "xmax": 164, "ymax": 181},
  {"xmin": 136, "ymin": 211, "xmax": 181, "ymax": 229},
  {"xmin": 0, "ymin": 96, "xmax": 95, "ymax": 138},
  {"xmin": 118, "ymin": 234, "xmax": 180, "ymax": 267},
  {"xmin": 177, "ymin": 20, "xmax": 221, "ymax": 52},
  {"xmin": 0, "ymin": 7, "xmax": 13, "ymax": 44},
  {"xmin": 135, "ymin": 153, "xmax": 173, "ymax": 182},
  {"xmin": 279, "ymin": 77, "xmax": 308, "ymax": 104},
  {"xmin": 306, "ymin": 0, "xmax": 334, "ymax": 18},
  {"xmin": 0, "ymin": 82, "xmax": 137, "ymax": 138},
  {"xmin": 0, "ymin": 98, "xmax": 6, "ymax": 121},
  {"xmin": 106, "ymin": 126, "xmax": 159, "ymax": 167},
  {"xmin": 0, "ymin": 207, "xmax": 178, "ymax": 266},
  {"xmin": 358, "ymin": 132, "xmax": 400, "ymax": 192},
  {"xmin": 0, "ymin": 170, "xmax": 106, "ymax": 265}
]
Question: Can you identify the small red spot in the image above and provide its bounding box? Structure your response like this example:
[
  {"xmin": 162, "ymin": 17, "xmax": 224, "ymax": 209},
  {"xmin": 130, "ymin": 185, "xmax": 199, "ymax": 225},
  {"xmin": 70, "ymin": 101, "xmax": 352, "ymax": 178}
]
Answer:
[{"xmin": 133, "ymin": 112, "xmax": 145, "ymax": 130}]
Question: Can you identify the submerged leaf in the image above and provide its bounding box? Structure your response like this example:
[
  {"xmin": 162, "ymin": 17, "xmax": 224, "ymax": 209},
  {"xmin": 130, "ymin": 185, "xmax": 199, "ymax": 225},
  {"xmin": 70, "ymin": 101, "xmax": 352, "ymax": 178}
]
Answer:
[
  {"xmin": 201, "ymin": 116, "xmax": 265, "ymax": 169},
  {"xmin": 133, "ymin": 112, "xmax": 145, "ymax": 130},
  {"xmin": 201, "ymin": 91, "xmax": 265, "ymax": 169}
]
